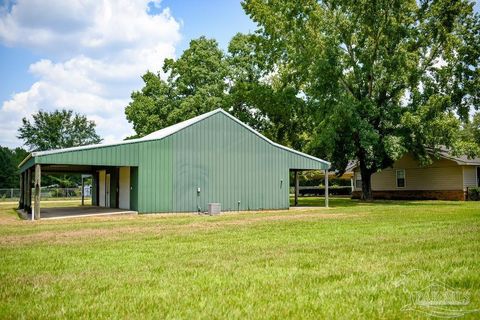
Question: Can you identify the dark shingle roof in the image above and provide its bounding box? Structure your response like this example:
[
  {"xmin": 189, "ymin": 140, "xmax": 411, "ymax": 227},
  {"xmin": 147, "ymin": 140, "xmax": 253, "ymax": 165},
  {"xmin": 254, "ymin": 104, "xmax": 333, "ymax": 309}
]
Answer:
[
  {"xmin": 435, "ymin": 147, "xmax": 480, "ymax": 165},
  {"xmin": 345, "ymin": 148, "xmax": 480, "ymax": 173}
]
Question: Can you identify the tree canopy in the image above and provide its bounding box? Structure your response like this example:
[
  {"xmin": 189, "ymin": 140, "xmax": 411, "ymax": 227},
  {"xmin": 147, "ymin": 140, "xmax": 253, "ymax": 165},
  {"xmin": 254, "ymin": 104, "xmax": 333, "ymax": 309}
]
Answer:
[
  {"xmin": 0, "ymin": 147, "xmax": 28, "ymax": 188},
  {"xmin": 125, "ymin": 0, "xmax": 479, "ymax": 200},
  {"xmin": 125, "ymin": 37, "xmax": 229, "ymax": 138},
  {"xmin": 227, "ymin": 33, "xmax": 312, "ymax": 150},
  {"xmin": 17, "ymin": 109, "xmax": 102, "ymax": 151},
  {"xmin": 125, "ymin": 35, "xmax": 311, "ymax": 149},
  {"xmin": 242, "ymin": 0, "xmax": 480, "ymax": 199}
]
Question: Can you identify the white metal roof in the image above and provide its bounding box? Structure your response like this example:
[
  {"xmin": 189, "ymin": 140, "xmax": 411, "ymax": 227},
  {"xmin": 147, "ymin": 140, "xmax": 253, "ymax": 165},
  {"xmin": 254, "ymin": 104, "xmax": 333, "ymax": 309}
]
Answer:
[
  {"xmin": 30, "ymin": 109, "xmax": 220, "ymax": 158},
  {"xmin": 22, "ymin": 108, "xmax": 330, "ymax": 167},
  {"xmin": 140, "ymin": 109, "xmax": 219, "ymax": 140}
]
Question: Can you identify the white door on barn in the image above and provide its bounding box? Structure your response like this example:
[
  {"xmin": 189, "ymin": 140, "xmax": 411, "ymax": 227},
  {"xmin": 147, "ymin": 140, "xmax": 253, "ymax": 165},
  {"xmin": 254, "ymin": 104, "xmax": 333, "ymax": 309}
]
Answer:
[
  {"xmin": 98, "ymin": 170, "xmax": 106, "ymax": 207},
  {"xmin": 119, "ymin": 167, "xmax": 130, "ymax": 210}
]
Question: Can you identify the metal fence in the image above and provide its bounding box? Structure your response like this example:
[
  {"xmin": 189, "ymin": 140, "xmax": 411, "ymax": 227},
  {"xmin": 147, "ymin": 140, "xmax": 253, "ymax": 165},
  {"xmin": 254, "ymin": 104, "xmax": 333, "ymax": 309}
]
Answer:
[{"xmin": 0, "ymin": 186, "xmax": 92, "ymax": 201}]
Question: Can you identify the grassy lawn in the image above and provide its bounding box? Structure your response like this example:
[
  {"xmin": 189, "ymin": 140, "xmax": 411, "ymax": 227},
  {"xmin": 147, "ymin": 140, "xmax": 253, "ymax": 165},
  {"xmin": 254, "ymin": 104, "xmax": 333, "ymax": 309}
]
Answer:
[{"xmin": 0, "ymin": 198, "xmax": 479, "ymax": 319}]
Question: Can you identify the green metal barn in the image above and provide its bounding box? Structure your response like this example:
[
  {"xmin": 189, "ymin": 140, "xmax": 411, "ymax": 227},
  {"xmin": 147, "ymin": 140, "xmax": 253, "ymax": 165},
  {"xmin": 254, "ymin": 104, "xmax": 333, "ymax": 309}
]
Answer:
[{"xmin": 18, "ymin": 109, "xmax": 330, "ymax": 219}]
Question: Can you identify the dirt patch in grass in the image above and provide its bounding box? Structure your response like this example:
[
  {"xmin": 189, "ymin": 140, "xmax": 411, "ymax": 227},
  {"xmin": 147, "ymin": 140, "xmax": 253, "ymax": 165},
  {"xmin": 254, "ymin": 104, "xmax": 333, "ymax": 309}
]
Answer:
[{"xmin": 0, "ymin": 211, "xmax": 356, "ymax": 246}]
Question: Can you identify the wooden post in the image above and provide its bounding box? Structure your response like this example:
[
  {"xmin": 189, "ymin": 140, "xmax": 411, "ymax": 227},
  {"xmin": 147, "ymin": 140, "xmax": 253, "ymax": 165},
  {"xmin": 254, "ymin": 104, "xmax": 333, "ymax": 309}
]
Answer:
[
  {"xmin": 325, "ymin": 169, "xmax": 329, "ymax": 208},
  {"xmin": 26, "ymin": 169, "xmax": 32, "ymax": 213},
  {"xmin": 34, "ymin": 164, "xmax": 41, "ymax": 220},
  {"xmin": 81, "ymin": 176, "xmax": 85, "ymax": 206},
  {"xmin": 19, "ymin": 172, "xmax": 24, "ymax": 209},
  {"xmin": 23, "ymin": 172, "xmax": 28, "ymax": 210},
  {"xmin": 294, "ymin": 170, "xmax": 299, "ymax": 206}
]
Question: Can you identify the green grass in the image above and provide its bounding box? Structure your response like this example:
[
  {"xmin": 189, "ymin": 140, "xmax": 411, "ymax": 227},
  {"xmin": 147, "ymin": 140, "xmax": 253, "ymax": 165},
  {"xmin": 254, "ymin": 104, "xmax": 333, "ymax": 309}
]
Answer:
[{"xmin": 0, "ymin": 198, "xmax": 479, "ymax": 319}]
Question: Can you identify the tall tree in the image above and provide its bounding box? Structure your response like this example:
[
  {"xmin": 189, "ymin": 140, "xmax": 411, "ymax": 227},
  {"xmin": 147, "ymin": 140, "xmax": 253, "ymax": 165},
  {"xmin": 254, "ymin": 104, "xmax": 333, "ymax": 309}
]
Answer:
[
  {"xmin": 0, "ymin": 147, "xmax": 28, "ymax": 188},
  {"xmin": 18, "ymin": 109, "xmax": 102, "ymax": 151},
  {"xmin": 462, "ymin": 112, "xmax": 480, "ymax": 147},
  {"xmin": 125, "ymin": 37, "xmax": 229, "ymax": 137},
  {"xmin": 243, "ymin": 0, "xmax": 480, "ymax": 199},
  {"xmin": 227, "ymin": 33, "xmax": 312, "ymax": 150},
  {"xmin": 126, "ymin": 34, "xmax": 312, "ymax": 150},
  {"xmin": 0, "ymin": 147, "xmax": 16, "ymax": 188},
  {"xmin": 17, "ymin": 110, "xmax": 100, "ymax": 188}
]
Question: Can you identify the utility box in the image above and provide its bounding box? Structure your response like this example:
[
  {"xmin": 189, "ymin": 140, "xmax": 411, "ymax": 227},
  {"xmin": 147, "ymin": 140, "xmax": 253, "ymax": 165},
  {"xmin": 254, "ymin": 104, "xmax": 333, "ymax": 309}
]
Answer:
[{"xmin": 208, "ymin": 203, "xmax": 221, "ymax": 215}]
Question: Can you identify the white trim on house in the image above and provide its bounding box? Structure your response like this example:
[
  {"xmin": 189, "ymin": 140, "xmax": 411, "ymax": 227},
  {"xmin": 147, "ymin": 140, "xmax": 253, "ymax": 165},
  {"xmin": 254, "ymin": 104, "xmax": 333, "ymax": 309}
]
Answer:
[
  {"xmin": 354, "ymin": 171, "xmax": 362, "ymax": 189},
  {"xmin": 396, "ymin": 169, "xmax": 406, "ymax": 188},
  {"xmin": 463, "ymin": 165, "xmax": 479, "ymax": 190}
]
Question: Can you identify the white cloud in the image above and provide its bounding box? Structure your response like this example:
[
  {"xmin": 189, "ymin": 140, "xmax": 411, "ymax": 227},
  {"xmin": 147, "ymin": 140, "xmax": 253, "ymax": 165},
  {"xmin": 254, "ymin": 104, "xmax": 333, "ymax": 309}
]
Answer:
[{"xmin": 0, "ymin": 0, "xmax": 181, "ymax": 149}]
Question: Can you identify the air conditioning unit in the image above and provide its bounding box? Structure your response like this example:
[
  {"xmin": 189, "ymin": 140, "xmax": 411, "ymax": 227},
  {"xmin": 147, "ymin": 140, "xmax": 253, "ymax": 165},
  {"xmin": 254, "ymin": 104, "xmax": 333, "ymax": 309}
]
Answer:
[{"xmin": 208, "ymin": 203, "xmax": 221, "ymax": 215}]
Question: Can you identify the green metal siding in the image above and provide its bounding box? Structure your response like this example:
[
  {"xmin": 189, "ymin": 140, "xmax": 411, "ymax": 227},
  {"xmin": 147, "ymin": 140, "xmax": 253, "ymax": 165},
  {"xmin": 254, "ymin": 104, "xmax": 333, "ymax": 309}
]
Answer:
[
  {"xmin": 136, "ymin": 112, "xmax": 327, "ymax": 213},
  {"xmin": 136, "ymin": 138, "xmax": 173, "ymax": 213},
  {"xmin": 34, "ymin": 143, "xmax": 140, "ymax": 167},
  {"xmin": 20, "ymin": 110, "xmax": 328, "ymax": 213}
]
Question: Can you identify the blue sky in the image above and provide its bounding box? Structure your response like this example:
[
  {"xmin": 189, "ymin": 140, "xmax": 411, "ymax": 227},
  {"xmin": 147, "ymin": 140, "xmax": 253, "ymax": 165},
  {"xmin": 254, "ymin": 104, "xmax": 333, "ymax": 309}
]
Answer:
[
  {"xmin": 0, "ymin": 1, "xmax": 255, "ymax": 108},
  {"xmin": 0, "ymin": 1, "xmax": 478, "ymax": 149},
  {"xmin": 0, "ymin": 0, "xmax": 256, "ymax": 149},
  {"xmin": 161, "ymin": 0, "xmax": 256, "ymax": 52}
]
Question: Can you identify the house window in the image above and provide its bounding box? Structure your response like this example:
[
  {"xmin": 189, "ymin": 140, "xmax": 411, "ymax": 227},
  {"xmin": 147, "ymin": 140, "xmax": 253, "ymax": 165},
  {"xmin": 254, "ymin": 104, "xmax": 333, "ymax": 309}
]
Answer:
[
  {"xmin": 396, "ymin": 169, "xmax": 406, "ymax": 188},
  {"xmin": 355, "ymin": 172, "xmax": 362, "ymax": 189}
]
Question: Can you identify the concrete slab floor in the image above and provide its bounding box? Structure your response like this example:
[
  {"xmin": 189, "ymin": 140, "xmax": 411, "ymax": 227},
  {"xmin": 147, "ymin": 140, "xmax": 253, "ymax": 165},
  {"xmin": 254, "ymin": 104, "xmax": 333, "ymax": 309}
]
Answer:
[
  {"xmin": 289, "ymin": 206, "xmax": 328, "ymax": 210},
  {"xmin": 19, "ymin": 206, "xmax": 137, "ymax": 220}
]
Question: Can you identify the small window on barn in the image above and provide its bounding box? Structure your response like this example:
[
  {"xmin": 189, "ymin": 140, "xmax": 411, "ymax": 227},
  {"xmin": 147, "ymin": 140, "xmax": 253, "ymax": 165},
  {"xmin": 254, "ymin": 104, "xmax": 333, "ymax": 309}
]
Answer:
[
  {"xmin": 396, "ymin": 169, "xmax": 405, "ymax": 188},
  {"xmin": 355, "ymin": 172, "xmax": 362, "ymax": 189}
]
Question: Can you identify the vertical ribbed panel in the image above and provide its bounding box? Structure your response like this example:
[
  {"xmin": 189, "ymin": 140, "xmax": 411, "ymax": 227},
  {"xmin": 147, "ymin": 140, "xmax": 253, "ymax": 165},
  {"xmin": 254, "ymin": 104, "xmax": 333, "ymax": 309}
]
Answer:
[
  {"xmin": 36, "ymin": 143, "xmax": 140, "ymax": 167},
  {"xmin": 137, "ymin": 139, "xmax": 173, "ymax": 213},
  {"xmin": 30, "ymin": 111, "xmax": 328, "ymax": 213},
  {"xmin": 159, "ymin": 112, "xmax": 326, "ymax": 213}
]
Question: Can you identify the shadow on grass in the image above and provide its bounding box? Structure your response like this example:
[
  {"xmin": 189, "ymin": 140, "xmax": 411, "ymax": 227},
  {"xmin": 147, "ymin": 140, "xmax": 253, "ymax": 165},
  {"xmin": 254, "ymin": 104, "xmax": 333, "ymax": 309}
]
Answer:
[
  {"xmin": 289, "ymin": 196, "xmax": 467, "ymax": 208},
  {"xmin": 290, "ymin": 197, "xmax": 361, "ymax": 208}
]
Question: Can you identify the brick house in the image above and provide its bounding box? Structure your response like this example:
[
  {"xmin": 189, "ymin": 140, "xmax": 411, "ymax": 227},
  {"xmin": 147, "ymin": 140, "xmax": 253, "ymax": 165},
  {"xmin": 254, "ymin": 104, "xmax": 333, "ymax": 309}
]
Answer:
[{"xmin": 349, "ymin": 150, "xmax": 480, "ymax": 201}]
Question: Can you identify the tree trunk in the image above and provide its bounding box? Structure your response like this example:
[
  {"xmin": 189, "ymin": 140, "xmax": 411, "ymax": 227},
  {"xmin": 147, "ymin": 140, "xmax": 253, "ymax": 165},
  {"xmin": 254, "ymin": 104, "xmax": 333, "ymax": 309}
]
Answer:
[{"xmin": 360, "ymin": 166, "xmax": 373, "ymax": 201}]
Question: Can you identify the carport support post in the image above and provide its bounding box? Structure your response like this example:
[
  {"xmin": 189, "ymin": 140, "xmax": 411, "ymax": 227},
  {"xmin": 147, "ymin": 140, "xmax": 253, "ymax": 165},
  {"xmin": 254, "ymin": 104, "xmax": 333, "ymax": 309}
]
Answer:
[
  {"xmin": 19, "ymin": 172, "xmax": 24, "ymax": 209},
  {"xmin": 325, "ymin": 169, "xmax": 329, "ymax": 208},
  {"xmin": 294, "ymin": 170, "xmax": 299, "ymax": 206},
  {"xmin": 34, "ymin": 164, "xmax": 41, "ymax": 220},
  {"xmin": 23, "ymin": 172, "xmax": 28, "ymax": 210},
  {"xmin": 26, "ymin": 169, "xmax": 31, "ymax": 213},
  {"xmin": 81, "ymin": 176, "xmax": 84, "ymax": 206}
]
